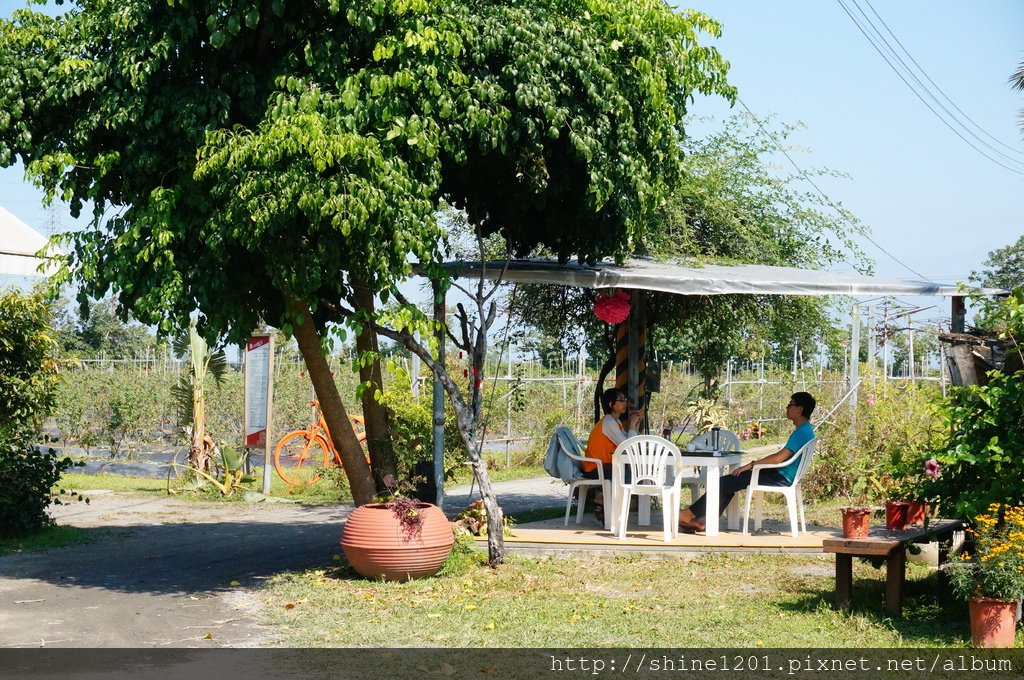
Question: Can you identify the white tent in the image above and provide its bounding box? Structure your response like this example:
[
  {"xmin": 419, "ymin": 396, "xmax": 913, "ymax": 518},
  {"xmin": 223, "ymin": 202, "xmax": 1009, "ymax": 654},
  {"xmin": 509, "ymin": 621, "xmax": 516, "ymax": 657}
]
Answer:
[{"xmin": 0, "ymin": 205, "xmax": 54, "ymax": 277}]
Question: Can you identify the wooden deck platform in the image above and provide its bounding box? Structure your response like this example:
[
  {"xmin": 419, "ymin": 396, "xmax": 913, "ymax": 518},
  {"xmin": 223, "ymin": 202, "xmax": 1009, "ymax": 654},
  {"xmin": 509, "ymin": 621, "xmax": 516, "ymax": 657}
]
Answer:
[{"xmin": 493, "ymin": 511, "xmax": 843, "ymax": 556}]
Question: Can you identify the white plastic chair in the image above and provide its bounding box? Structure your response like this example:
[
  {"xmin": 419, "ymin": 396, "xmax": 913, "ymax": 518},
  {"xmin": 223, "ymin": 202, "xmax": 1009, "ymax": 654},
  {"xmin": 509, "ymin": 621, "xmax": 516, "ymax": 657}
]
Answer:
[
  {"xmin": 680, "ymin": 429, "xmax": 742, "ymax": 502},
  {"xmin": 612, "ymin": 435, "xmax": 684, "ymax": 542},
  {"xmin": 742, "ymin": 438, "xmax": 818, "ymax": 538},
  {"xmin": 556, "ymin": 429, "xmax": 612, "ymax": 530}
]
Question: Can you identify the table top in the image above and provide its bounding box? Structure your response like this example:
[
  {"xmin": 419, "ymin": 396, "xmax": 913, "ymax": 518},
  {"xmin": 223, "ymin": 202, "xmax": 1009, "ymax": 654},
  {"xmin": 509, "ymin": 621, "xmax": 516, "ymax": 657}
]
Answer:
[
  {"xmin": 677, "ymin": 451, "xmax": 742, "ymax": 465},
  {"xmin": 823, "ymin": 519, "xmax": 965, "ymax": 555}
]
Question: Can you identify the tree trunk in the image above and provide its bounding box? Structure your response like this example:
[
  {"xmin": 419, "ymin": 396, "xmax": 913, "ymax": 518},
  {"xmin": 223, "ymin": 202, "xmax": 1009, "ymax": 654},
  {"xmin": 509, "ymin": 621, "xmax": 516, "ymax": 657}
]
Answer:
[
  {"xmin": 456, "ymin": 413, "xmax": 506, "ymax": 566},
  {"xmin": 290, "ymin": 299, "xmax": 376, "ymax": 505},
  {"xmin": 352, "ymin": 280, "xmax": 397, "ymax": 493},
  {"xmin": 594, "ymin": 354, "xmax": 615, "ymax": 423}
]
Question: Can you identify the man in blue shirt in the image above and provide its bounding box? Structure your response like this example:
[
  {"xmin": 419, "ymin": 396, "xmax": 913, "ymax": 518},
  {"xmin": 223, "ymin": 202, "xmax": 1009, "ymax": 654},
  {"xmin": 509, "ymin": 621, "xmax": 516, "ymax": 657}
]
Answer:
[{"xmin": 678, "ymin": 392, "xmax": 816, "ymax": 533}]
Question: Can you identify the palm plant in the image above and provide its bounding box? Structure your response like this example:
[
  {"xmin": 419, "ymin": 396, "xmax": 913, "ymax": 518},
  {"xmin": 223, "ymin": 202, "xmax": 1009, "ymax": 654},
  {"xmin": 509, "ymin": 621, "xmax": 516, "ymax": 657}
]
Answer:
[{"xmin": 169, "ymin": 318, "xmax": 228, "ymax": 475}]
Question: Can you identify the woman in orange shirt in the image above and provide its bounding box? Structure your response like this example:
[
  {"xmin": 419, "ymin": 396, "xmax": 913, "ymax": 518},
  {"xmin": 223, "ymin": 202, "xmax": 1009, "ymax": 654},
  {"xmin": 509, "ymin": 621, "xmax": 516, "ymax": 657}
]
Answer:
[{"xmin": 584, "ymin": 388, "xmax": 642, "ymax": 520}]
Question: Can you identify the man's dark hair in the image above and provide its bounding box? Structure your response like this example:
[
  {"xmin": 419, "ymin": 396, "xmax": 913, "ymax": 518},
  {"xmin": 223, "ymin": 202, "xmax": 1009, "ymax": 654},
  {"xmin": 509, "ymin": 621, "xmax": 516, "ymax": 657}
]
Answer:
[
  {"xmin": 791, "ymin": 392, "xmax": 816, "ymax": 418},
  {"xmin": 600, "ymin": 388, "xmax": 624, "ymax": 415}
]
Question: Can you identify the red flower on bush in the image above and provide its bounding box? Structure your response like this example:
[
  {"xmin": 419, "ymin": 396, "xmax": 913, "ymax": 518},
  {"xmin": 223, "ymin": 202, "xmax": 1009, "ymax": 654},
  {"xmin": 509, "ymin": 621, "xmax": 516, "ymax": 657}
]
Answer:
[{"xmin": 594, "ymin": 289, "xmax": 630, "ymax": 324}]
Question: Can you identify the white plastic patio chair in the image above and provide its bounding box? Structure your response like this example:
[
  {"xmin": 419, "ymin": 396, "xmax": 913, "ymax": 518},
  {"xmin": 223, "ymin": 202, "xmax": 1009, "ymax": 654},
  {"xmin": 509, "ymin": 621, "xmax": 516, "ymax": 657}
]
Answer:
[
  {"xmin": 611, "ymin": 435, "xmax": 684, "ymax": 542},
  {"xmin": 680, "ymin": 429, "xmax": 741, "ymax": 503},
  {"xmin": 555, "ymin": 428, "xmax": 612, "ymax": 530},
  {"xmin": 742, "ymin": 438, "xmax": 818, "ymax": 538}
]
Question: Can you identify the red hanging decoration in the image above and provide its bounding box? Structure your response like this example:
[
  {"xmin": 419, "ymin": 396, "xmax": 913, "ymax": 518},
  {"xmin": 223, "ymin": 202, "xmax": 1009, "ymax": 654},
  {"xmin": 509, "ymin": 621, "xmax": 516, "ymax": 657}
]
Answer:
[{"xmin": 594, "ymin": 289, "xmax": 631, "ymax": 324}]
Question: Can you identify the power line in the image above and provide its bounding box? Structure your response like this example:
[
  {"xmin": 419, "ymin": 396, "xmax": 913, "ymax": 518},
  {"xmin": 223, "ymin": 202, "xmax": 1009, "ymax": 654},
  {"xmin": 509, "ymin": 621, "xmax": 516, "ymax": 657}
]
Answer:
[
  {"xmin": 849, "ymin": 0, "xmax": 1024, "ymax": 168},
  {"xmin": 736, "ymin": 97, "xmax": 928, "ymax": 279},
  {"xmin": 836, "ymin": 0, "xmax": 1024, "ymax": 176},
  {"xmin": 861, "ymin": 0, "xmax": 1024, "ymax": 160}
]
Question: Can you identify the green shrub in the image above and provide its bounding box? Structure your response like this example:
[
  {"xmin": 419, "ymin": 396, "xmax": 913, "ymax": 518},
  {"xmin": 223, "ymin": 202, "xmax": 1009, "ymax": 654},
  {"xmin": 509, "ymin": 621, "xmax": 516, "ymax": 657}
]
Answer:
[
  {"xmin": 0, "ymin": 288, "xmax": 80, "ymax": 536},
  {"xmin": 380, "ymin": 366, "xmax": 462, "ymax": 483},
  {"xmin": 929, "ymin": 371, "xmax": 1024, "ymax": 520},
  {"xmin": 0, "ymin": 440, "xmax": 83, "ymax": 537},
  {"xmin": 1, "ymin": 288, "xmax": 60, "ymax": 441},
  {"xmin": 805, "ymin": 379, "xmax": 942, "ymax": 502}
]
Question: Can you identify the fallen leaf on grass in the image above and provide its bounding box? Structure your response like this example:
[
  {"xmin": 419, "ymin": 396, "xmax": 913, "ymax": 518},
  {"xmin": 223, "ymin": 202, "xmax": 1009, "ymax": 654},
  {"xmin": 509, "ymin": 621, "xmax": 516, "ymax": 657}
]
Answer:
[
  {"xmin": 284, "ymin": 603, "xmax": 296, "ymax": 610},
  {"xmin": 229, "ymin": 581, "xmax": 241, "ymax": 587},
  {"xmin": 464, "ymin": 604, "xmax": 478, "ymax": 610},
  {"xmin": 483, "ymin": 622, "xmax": 495, "ymax": 630},
  {"xmin": 481, "ymin": 666, "xmax": 498, "ymax": 674}
]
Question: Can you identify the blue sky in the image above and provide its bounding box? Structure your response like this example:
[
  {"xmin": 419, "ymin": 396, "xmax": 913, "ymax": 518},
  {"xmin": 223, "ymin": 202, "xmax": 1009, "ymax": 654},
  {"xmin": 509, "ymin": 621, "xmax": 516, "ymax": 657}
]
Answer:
[
  {"xmin": 2, "ymin": 1, "xmax": 1022, "ymax": 298},
  {"xmin": 681, "ymin": 0, "xmax": 1024, "ymax": 285}
]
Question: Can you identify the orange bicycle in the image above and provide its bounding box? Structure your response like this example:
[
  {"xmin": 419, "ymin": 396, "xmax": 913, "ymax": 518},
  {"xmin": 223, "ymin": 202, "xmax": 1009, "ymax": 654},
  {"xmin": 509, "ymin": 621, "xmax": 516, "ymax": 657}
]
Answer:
[{"xmin": 273, "ymin": 400, "xmax": 367, "ymax": 486}]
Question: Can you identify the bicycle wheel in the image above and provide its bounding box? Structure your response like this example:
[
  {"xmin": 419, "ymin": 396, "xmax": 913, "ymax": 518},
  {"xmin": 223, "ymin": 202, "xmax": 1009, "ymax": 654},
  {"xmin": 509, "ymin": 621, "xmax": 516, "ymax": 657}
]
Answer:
[{"xmin": 274, "ymin": 431, "xmax": 332, "ymax": 486}]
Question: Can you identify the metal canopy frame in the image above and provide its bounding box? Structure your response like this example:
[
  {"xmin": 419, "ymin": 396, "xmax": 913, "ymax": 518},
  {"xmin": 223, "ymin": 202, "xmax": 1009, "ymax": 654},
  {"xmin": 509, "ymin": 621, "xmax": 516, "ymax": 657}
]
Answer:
[{"xmin": 422, "ymin": 257, "xmax": 1008, "ymax": 505}]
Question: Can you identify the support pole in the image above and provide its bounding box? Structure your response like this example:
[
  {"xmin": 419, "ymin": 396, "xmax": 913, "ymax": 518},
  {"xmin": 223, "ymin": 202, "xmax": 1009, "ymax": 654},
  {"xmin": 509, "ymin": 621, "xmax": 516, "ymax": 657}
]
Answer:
[
  {"xmin": 866, "ymin": 305, "xmax": 876, "ymax": 372},
  {"xmin": 850, "ymin": 304, "xmax": 860, "ymax": 410},
  {"xmin": 431, "ymin": 281, "xmax": 446, "ymax": 509}
]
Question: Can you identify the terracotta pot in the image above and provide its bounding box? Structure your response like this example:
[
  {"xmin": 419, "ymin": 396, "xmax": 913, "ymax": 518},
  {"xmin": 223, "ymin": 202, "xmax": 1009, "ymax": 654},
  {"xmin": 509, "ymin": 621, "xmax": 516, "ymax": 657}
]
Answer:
[
  {"xmin": 885, "ymin": 501, "xmax": 909, "ymax": 531},
  {"xmin": 905, "ymin": 500, "xmax": 928, "ymax": 526},
  {"xmin": 841, "ymin": 506, "xmax": 872, "ymax": 539},
  {"xmin": 341, "ymin": 502, "xmax": 454, "ymax": 582},
  {"xmin": 969, "ymin": 596, "xmax": 1018, "ymax": 648}
]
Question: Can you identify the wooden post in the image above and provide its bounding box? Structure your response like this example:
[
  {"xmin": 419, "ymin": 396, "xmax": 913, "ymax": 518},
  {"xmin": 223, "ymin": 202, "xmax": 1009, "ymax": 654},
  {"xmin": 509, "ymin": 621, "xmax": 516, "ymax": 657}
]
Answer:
[{"xmin": 951, "ymin": 296, "xmax": 966, "ymax": 333}]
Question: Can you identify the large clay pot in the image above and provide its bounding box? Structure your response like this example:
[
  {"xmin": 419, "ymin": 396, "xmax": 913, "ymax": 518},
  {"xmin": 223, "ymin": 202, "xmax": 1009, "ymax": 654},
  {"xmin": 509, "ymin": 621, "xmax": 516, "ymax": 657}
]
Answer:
[
  {"xmin": 341, "ymin": 502, "xmax": 454, "ymax": 582},
  {"xmin": 905, "ymin": 500, "xmax": 928, "ymax": 526},
  {"xmin": 841, "ymin": 506, "xmax": 871, "ymax": 539},
  {"xmin": 885, "ymin": 501, "xmax": 909, "ymax": 531},
  {"xmin": 969, "ymin": 596, "xmax": 1018, "ymax": 648}
]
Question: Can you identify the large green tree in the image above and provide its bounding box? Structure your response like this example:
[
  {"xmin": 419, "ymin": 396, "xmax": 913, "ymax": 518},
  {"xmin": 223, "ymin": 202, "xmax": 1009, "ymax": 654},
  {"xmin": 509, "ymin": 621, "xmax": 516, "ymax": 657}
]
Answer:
[
  {"xmin": 0, "ymin": 1, "xmax": 733, "ymax": 558},
  {"xmin": 519, "ymin": 114, "xmax": 870, "ymax": 402},
  {"xmin": 971, "ymin": 235, "xmax": 1024, "ymax": 291}
]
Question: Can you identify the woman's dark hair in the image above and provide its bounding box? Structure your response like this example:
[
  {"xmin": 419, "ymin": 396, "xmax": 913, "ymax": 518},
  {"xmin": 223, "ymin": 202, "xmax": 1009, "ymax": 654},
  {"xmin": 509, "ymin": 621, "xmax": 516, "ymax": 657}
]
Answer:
[
  {"xmin": 790, "ymin": 391, "xmax": 816, "ymax": 418},
  {"xmin": 600, "ymin": 388, "xmax": 624, "ymax": 415}
]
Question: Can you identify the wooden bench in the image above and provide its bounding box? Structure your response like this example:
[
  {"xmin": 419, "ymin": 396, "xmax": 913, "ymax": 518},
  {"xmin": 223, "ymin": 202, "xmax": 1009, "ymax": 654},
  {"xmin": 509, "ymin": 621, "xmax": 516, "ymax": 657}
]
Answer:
[{"xmin": 822, "ymin": 519, "xmax": 965, "ymax": 617}]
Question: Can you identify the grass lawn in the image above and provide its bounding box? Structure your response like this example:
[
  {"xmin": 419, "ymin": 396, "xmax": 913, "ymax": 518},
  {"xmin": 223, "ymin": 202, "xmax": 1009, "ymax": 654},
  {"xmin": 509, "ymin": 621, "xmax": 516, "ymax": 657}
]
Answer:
[
  {"xmin": 0, "ymin": 525, "xmax": 93, "ymax": 555},
  {"xmin": 256, "ymin": 549, "xmax": 988, "ymax": 647},
  {"xmin": 59, "ymin": 470, "xmax": 352, "ymax": 503}
]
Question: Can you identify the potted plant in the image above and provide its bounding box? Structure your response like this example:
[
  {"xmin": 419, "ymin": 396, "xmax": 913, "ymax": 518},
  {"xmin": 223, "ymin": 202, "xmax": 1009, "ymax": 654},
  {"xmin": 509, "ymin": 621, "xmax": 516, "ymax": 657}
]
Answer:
[
  {"xmin": 841, "ymin": 474, "xmax": 883, "ymax": 539},
  {"xmin": 884, "ymin": 500, "xmax": 910, "ymax": 531},
  {"xmin": 900, "ymin": 458, "xmax": 941, "ymax": 526},
  {"xmin": 947, "ymin": 503, "xmax": 1024, "ymax": 648},
  {"xmin": 341, "ymin": 475, "xmax": 454, "ymax": 582},
  {"xmin": 840, "ymin": 505, "xmax": 872, "ymax": 539}
]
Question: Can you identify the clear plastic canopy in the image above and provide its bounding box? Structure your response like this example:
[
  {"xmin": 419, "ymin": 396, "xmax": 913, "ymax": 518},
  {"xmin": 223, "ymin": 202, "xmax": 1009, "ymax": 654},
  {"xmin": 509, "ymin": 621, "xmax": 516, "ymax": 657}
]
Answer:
[{"xmin": 435, "ymin": 258, "xmax": 1005, "ymax": 297}]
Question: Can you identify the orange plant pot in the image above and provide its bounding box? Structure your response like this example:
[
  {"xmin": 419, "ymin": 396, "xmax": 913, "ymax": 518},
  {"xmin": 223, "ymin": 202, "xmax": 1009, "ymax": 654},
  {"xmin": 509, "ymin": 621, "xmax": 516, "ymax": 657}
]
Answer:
[
  {"xmin": 341, "ymin": 502, "xmax": 454, "ymax": 582},
  {"xmin": 905, "ymin": 501, "xmax": 928, "ymax": 526},
  {"xmin": 969, "ymin": 596, "xmax": 1018, "ymax": 648},
  {"xmin": 885, "ymin": 501, "xmax": 909, "ymax": 531},
  {"xmin": 841, "ymin": 507, "xmax": 872, "ymax": 539}
]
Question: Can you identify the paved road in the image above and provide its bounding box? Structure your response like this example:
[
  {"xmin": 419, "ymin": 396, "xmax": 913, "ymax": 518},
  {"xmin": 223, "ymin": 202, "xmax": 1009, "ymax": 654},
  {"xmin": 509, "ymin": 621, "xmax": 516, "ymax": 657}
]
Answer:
[{"xmin": 0, "ymin": 478, "xmax": 566, "ymax": 648}]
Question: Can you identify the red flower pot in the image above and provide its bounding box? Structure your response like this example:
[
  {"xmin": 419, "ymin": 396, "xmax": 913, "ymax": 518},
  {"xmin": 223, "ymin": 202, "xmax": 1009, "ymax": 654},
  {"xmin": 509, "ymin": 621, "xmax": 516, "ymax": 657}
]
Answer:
[
  {"xmin": 841, "ymin": 507, "xmax": 872, "ymax": 539},
  {"xmin": 905, "ymin": 501, "xmax": 928, "ymax": 526},
  {"xmin": 969, "ymin": 596, "xmax": 1018, "ymax": 648},
  {"xmin": 885, "ymin": 501, "xmax": 909, "ymax": 531},
  {"xmin": 341, "ymin": 502, "xmax": 454, "ymax": 582}
]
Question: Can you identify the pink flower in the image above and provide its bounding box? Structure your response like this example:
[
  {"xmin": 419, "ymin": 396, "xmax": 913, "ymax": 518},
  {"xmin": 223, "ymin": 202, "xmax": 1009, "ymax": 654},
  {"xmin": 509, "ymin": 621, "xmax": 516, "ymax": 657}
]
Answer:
[
  {"xmin": 925, "ymin": 459, "xmax": 941, "ymax": 479},
  {"xmin": 594, "ymin": 289, "xmax": 631, "ymax": 324},
  {"xmin": 865, "ymin": 394, "xmax": 875, "ymax": 407}
]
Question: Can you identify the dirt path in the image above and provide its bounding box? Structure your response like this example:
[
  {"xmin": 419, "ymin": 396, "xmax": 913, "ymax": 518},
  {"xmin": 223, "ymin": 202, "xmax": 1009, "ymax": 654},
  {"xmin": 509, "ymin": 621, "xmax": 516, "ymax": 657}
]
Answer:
[
  {"xmin": 0, "ymin": 478, "xmax": 566, "ymax": 648},
  {"xmin": 0, "ymin": 493, "xmax": 349, "ymax": 648}
]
